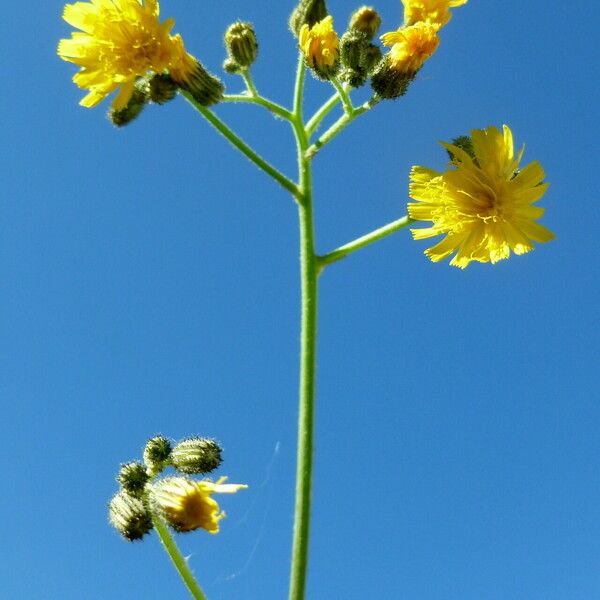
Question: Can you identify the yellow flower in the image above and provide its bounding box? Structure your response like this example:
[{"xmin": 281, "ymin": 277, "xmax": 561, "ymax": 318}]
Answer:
[
  {"xmin": 57, "ymin": 0, "xmax": 200, "ymax": 109},
  {"xmin": 402, "ymin": 0, "xmax": 468, "ymax": 28},
  {"xmin": 151, "ymin": 477, "xmax": 247, "ymax": 533},
  {"xmin": 408, "ymin": 125, "xmax": 555, "ymax": 268},
  {"xmin": 299, "ymin": 16, "xmax": 340, "ymax": 79},
  {"xmin": 380, "ymin": 22, "xmax": 440, "ymax": 73}
]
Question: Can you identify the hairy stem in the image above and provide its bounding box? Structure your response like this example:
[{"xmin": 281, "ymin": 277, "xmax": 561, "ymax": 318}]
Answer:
[
  {"xmin": 152, "ymin": 514, "xmax": 207, "ymax": 600},
  {"xmin": 305, "ymin": 96, "xmax": 380, "ymax": 159},
  {"xmin": 305, "ymin": 92, "xmax": 342, "ymax": 138},
  {"xmin": 288, "ymin": 54, "xmax": 318, "ymax": 600},
  {"xmin": 222, "ymin": 93, "xmax": 294, "ymax": 121},
  {"xmin": 318, "ymin": 216, "xmax": 414, "ymax": 271},
  {"xmin": 181, "ymin": 91, "xmax": 300, "ymax": 198}
]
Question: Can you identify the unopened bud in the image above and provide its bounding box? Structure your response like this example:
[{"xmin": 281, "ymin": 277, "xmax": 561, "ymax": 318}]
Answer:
[
  {"xmin": 447, "ymin": 135, "xmax": 476, "ymax": 162},
  {"xmin": 148, "ymin": 73, "xmax": 178, "ymax": 105},
  {"xmin": 108, "ymin": 490, "xmax": 153, "ymax": 541},
  {"xmin": 289, "ymin": 0, "xmax": 329, "ymax": 37},
  {"xmin": 370, "ymin": 56, "xmax": 417, "ymax": 99},
  {"xmin": 339, "ymin": 66, "xmax": 367, "ymax": 88},
  {"xmin": 143, "ymin": 436, "xmax": 172, "ymax": 474},
  {"xmin": 349, "ymin": 6, "xmax": 381, "ymax": 40},
  {"xmin": 117, "ymin": 461, "xmax": 149, "ymax": 497},
  {"xmin": 223, "ymin": 58, "xmax": 241, "ymax": 74},
  {"xmin": 340, "ymin": 30, "xmax": 368, "ymax": 71},
  {"xmin": 225, "ymin": 22, "xmax": 258, "ymax": 70},
  {"xmin": 171, "ymin": 437, "xmax": 223, "ymax": 475},
  {"xmin": 108, "ymin": 81, "xmax": 147, "ymax": 127}
]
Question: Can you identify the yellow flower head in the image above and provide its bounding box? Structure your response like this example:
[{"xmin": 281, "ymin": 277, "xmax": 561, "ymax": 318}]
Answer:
[
  {"xmin": 57, "ymin": 0, "xmax": 199, "ymax": 109},
  {"xmin": 299, "ymin": 16, "xmax": 340, "ymax": 79},
  {"xmin": 402, "ymin": 0, "xmax": 468, "ymax": 28},
  {"xmin": 380, "ymin": 22, "xmax": 440, "ymax": 73},
  {"xmin": 408, "ymin": 125, "xmax": 555, "ymax": 268},
  {"xmin": 151, "ymin": 477, "xmax": 247, "ymax": 533}
]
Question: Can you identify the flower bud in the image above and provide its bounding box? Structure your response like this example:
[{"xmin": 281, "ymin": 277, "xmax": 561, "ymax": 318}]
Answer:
[
  {"xmin": 148, "ymin": 73, "xmax": 178, "ymax": 105},
  {"xmin": 108, "ymin": 81, "xmax": 147, "ymax": 127},
  {"xmin": 289, "ymin": 0, "xmax": 329, "ymax": 37},
  {"xmin": 143, "ymin": 436, "xmax": 172, "ymax": 475},
  {"xmin": 108, "ymin": 490, "xmax": 153, "ymax": 541},
  {"xmin": 339, "ymin": 66, "xmax": 367, "ymax": 88},
  {"xmin": 117, "ymin": 461, "xmax": 149, "ymax": 497},
  {"xmin": 179, "ymin": 60, "xmax": 225, "ymax": 106},
  {"xmin": 171, "ymin": 437, "xmax": 223, "ymax": 475},
  {"xmin": 349, "ymin": 6, "xmax": 381, "ymax": 40},
  {"xmin": 299, "ymin": 16, "xmax": 340, "ymax": 81},
  {"xmin": 340, "ymin": 29, "xmax": 368, "ymax": 72},
  {"xmin": 447, "ymin": 135, "xmax": 476, "ymax": 162},
  {"xmin": 223, "ymin": 58, "xmax": 241, "ymax": 74},
  {"xmin": 224, "ymin": 22, "xmax": 258, "ymax": 70}
]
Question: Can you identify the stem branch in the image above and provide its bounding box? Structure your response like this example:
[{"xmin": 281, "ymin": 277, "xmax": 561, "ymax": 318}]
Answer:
[
  {"xmin": 318, "ymin": 216, "xmax": 414, "ymax": 270},
  {"xmin": 305, "ymin": 96, "xmax": 380, "ymax": 159},
  {"xmin": 181, "ymin": 91, "xmax": 300, "ymax": 198}
]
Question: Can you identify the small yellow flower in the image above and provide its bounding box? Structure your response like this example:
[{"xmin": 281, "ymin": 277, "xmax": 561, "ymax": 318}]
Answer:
[
  {"xmin": 380, "ymin": 22, "xmax": 440, "ymax": 73},
  {"xmin": 408, "ymin": 125, "xmax": 555, "ymax": 268},
  {"xmin": 57, "ymin": 0, "xmax": 200, "ymax": 109},
  {"xmin": 299, "ymin": 16, "xmax": 340, "ymax": 79},
  {"xmin": 151, "ymin": 477, "xmax": 247, "ymax": 533},
  {"xmin": 402, "ymin": 0, "xmax": 468, "ymax": 28}
]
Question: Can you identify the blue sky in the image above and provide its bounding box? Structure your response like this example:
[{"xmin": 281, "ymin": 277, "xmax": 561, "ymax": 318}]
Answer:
[{"xmin": 2, "ymin": 1, "xmax": 599, "ymax": 598}]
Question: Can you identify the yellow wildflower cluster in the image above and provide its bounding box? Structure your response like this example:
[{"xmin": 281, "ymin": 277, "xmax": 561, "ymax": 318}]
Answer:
[
  {"xmin": 408, "ymin": 125, "xmax": 555, "ymax": 268},
  {"xmin": 299, "ymin": 16, "xmax": 340, "ymax": 79},
  {"xmin": 57, "ymin": 0, "xmax": 202, "ymax": 109}
]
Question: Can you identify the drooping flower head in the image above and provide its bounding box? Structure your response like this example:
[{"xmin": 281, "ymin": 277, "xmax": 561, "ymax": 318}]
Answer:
[
  {"xmin": 151, "ymin": 477, "xmax": 247, "ymax": 533},
  {"xmin": 402, "ymin": 0, "xmax": 468, "ymax": 28},
  {"xmin": 57, "ymin": 0, "xmax": 221, "ymax": 109},
  {"xmin": 299, "ymin": 16, "xmax": 340, "ymax": 80},
  {"xmin": 408, "ymin": 125, "xmax": 555, "ymax": 268}
]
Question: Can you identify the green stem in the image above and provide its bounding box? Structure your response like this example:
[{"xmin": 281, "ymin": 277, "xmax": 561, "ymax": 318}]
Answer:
[
  {"xmin": 318, "ymin": 216, "xmax": 414, "ymax": 271},
  {"xmin": 222, "ymin": 93, "xmax": 294, "ymax": 121},
  {"xmin": 293, "ymin": 54, "xmax": 306, "ymax": 120},
  {"xmin": 152, "ymin": 514, "xmax": 207, "ymax": 600},
  {"xmin": 330, "ymin": 78, "xmax": 353, "ymax": 115},
  {"xmin": 305, "ymin": 96, "xmax": 380, "ymax": 159},
  {"xmin": 241, "ymin": 70, "xmax": 259, "ymax": 97},
  {"xmin": 305, "ymin": 92, "xmax": 341, "ymax": 138},
  {"xmin": 288, "ymin": 54, "xmax": 318, "ymax": 600},
  {"xmin": 181, "ymin": 91, "xmax": 300, "ymax": 198}
]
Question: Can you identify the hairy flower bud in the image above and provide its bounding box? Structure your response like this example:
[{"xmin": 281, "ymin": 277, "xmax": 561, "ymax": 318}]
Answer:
[
  {"xmin": 177, "ymin": 59, "xmax": 225, "ymax": 106},
  {"xmin": 349, "ymin": 6, "xmax": 381, "ymax": 40},
  {"xmin": 117, "ymin": 461, "xmax": 149, "ymax": 497},
  {"xmin": 447, "ymin": 135, "xmax": 476, "ymax": 162},
  {"xmin": 108, "ymin": 490, "xmax": 153, "ymax": 541},
  {"xmin": 171, "ymin": 437, "xmax": 223, "ymax": 475},
  {"xmin": 148, "ymin": 73, "xmax": 178, "ymax": 104},
  {"xmin": 289, "ymin": 0, "xmax": 329, "ymax": 37},
  {"xmin": 224, "ymin": 22, "xmax": 258, "ymax": 70},
  {"xmin": 143, "ymin": 435, "xmax": 172, "ymax": 474},
  {"xmin": 108, "ymin": 80, "xmax": 147, "ymax": 127}
]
